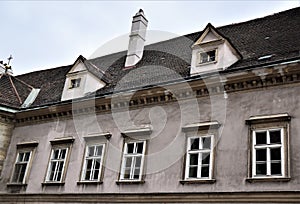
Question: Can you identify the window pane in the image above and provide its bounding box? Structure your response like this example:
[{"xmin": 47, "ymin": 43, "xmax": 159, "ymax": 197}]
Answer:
[
  {"xmin": 137, "ymin": 142, "xmax": 144, "ymax": 154},
  {"xmin": 127, "ymin": 143, "xmax": 134, "ymax": 154},
  {"xmin": 125, "ymin": 157, "xmax": 132, "ymax": 168},
  {"xmin": 256, "ymin": 149, "xmax": 267, "ymax": 161},
  {"xmin": 18, "ymin": 153, "xmax": 24, "ymax": 162},
  {"xmin": 95, "ymin": 146, "xmax": 103, "ymax": 156},
  {"xmin": 208, "ymin": 50, "xmax": 216, "ymax": 62},
  {"xmin": 60, "ymin": 149, "xmax": 66, "ymax": 159},
  {"xmin": 12, "ymin": 164, "xmax": 27, "ymax": 183},
  {"xmin": 188, "ymin": 167, "xmax": 197, "ymax": 178},
  {"xmin": 135, "ymin": 157, "xmax": 142, "ymax": 168},
  {"xmin": 189, "ymin": 154, "xmax": 198, "ymax": 165},
  {"xmin": 270, "ymin": 130, "xmax": 281, "ymax": 144},
  {"xmin": 256, "ymin": 163, "xmax": 267, "ymax": 175},
  {"xmin": 85, "ymin": 170, "xmax": 91, "ymax": 180},
  {"xmin": 202, "ymin": 153, "xmax": 210, "ymax": 165},
  {"xmin": 86, "ymin": 159, "xmax": 93, "ymax": 171},
  {"xmin": 24, "ymin": 152, "xmax": 30, "ymax": 161},
  {"xmin": 190, "ymin": 138, "xmax": 199, "ymax": 150},
  {"xmin": 201, "ymin": 166, "xmax": 209, "ymax": 178},
  {"xmin": 53, "ymin": 150, "xmax": 59, "ymax": 159},
  {"xmin": 256, "ymin": 132, "xmax": 267, "ymax": 145},
  {"xmin": 93, "ymin": 169, "xmax": 99, "ymax": 180},
  {"xmin": 202, "ymin": 137, "xmax": 211, "ymax": 149},
  {"xmin": 88, "ymin": 146, "xmax": 95, "ymax": 156},
  {"xmin": 271, "ymin": 148, "xmax": 281, "ymax": 161},
  {"xmin": 200, "ymin": 52, "xmax": 208, "ymax": 63},
  {"xmin": 123, "ymin": 168, "xmax": 131, "ymax": 179},
  {"xmin": 271, "ymin": 162, "xmax": 282, "ymax": 175},
  {"xmin": 133, "ymin": 168, "xmax": 140, "ymax": 179},
  {"xmin": 94, "ymin": 159, "xmax": 101, "ymax": 169}
]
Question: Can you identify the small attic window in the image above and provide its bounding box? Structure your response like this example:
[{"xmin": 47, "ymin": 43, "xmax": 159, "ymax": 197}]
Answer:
[
  {"xmin": 70, "ymin": 78, "xmax": 81, "ymax": 89},
  {"xmin": 199, "ymin": 50, "xmax": 217, "ymax": 64}
]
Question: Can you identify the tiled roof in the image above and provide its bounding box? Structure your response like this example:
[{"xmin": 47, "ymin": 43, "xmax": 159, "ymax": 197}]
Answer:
[{"xmin": 1, "ymin": 7, "xmax": 299, "ymax": 109}]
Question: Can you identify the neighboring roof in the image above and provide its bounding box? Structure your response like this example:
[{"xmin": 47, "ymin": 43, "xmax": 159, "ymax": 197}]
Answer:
[{"xmin": 1, "ymin": 7, "xmax": 300, "ymax": 109}]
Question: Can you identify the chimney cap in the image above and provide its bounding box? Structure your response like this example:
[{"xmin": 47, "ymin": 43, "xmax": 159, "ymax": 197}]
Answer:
[{"xmin": 136, "ymin": 9, "xmax": 144, "ymax": 16}]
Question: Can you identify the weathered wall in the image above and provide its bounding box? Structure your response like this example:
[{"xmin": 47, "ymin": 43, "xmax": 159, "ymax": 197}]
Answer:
[
  {"xmin": 1, "ymin": 83, "xmax": 300, "ymax": 194},
  {"xmin": 0, "ymin": 120, "xmax": 14, "ymax": 175}
]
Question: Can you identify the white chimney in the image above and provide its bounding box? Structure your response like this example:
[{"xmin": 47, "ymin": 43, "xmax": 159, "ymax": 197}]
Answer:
[{"xmin": 125, "ymin": 9, "xmax": 148, "ymax": 67}]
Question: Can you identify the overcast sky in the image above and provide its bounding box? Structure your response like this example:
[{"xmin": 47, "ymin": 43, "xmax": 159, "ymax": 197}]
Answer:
[{"xmin": 0, "ymin": 1, "xmax": 299, "ymax": 75}]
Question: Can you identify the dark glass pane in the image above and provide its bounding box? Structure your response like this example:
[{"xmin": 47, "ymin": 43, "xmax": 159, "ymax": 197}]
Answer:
[
  {"xmin": 24, "ymin": 152, "xmax": 30, "ymax": 161},
  {"xmin": 208, "ymin": 50, "xmax": 216, "ymax": 62},
  {"xmin": 96, "ymin": 146, "xmax": 103, "ymax": 156},
  {"xmin": 189, "ymin": 154, "xmax": 198, "ymax": 165},
  {"xmin": 60, "ymin": 149, "xmax": 66, "ymax": 159},
  {"xmin": 201, "ymin": 166, "xmax": 209, "ymax": 178},
  {"xmin": 58, "ymin": 161, "xmax": 64, "ymax": 171},
  {"xmin": 190, "ymin": 138, "xmax": 199, "ymax": 150},
  {"xmin": 135, "ymin": 157, "xmax": 142, "ymax": 168},
  {"xmin": 256, "ymin": 149, "xmax": 267, "ymax": 161},
  {"xmin": 18, "ymin": 153, "xmax": 24, "ymax": 162},
  {"xmin": 271, "ymin": 162, "xmax": 282, "ymax": 175},
  {"xmin": 125, "ymin": 157, "xmax": 132, "ymax": 168},
  {"xmin": 256, "ymin": 163, "xmax": 267, "ymax": 175},
  {"xmin": 271, "ymin": 148, "xmax": 281, "ymax": 161},
  {"xmin": 137, "ymin": 142, "xmax": 144, "ymax": 153},
  {"xmin": 88, "ymin": 146, "xmax": 95, "ymax": 156},
  {"xmin": 133, "ymin": 168, "xmax": 140, "ymax": 179},
  {"xmin": 86, "ymin": 160, "xmax": 93, "ymax": 170},
  {"xmin": 256, "ymin": 132, "xmax": 267, "ymax": 145},
  {"xmin": 56, "ymin": 171, "xmax": 61, "ymax": 181},
  {"xmin": 270, "ymin": 130, "xmax": 281, "ymax": 144},
  {"xmin": 188, "ymin": 167, "xmax": 197, "ymax": 178},
  {"xmin": 12, "ymin": 164, "xmax": 26, "ymax": 183},
  {"xmin": 95, "ymin": 159, "xmax": 101, "ymax": 169},
  {"xmin": 93, "ymin": 169, "xmax": 99, "ymax": 180},
  {"xmin": 202, "ymin": 137, "xmax": 211, "ymax": 149},
  {"xmin": 200, "ymin": 52, "xmax": 208, "ymax": 63},
  {"xmin": 53, "ymin": 150, "xmax": 59, "ymax": 159},
  {"xmin": 127, "ymin": 143, "xmax": 134, "ymax": 154},
  {"xmin": 85, "ymin": 170, "xmax": 91, "ymax": 180},
  {"xmin": 202, "ymin": 153, "xmax": 210, "ymax": 165}
]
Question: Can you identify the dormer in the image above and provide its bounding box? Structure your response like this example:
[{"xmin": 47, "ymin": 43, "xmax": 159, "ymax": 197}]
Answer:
[
  {"xmin": 61, "ymin": 55, "xmax": 109, "ymax": 101},
  {"xmin": 190, "ymin": 23, "xmax": 242, "ymax": 75}
]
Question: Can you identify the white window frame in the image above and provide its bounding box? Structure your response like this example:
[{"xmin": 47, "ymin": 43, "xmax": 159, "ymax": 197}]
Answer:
[
  {"xmin": 199, "ymin": 49, "xmax": 217, "ymax": 65},
  {"xmin": 45, "ymin": 147, "xmax": 69, "ymax": 182},
  {"xmin": 10, "ymin": 150, "xmax": 32, "ymax": 184},
  {"xmin": 70, "ymin": 78, "xmax": 81, "ymax": 89},
  {"xmin": 185, "ymin": 135, "xmax": 214, "ymax": 180},
  {"xmin": 81, "ymin": 144, "xmax": 105, "ymax": 182},
  {"xmin": 252, "ymin": 128, "xmax": 285, "ymax": 178},
  {"xmin": 120, "ymin": 140, "xmax": 146, "ymax": 181}
]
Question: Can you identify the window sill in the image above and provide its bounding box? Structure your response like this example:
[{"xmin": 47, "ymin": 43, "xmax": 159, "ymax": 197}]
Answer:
[
  {"xmin": 41, "ymin": 182, "xmax": 65, "ymax": 186},
  {"xmin": 7, "ymin": 183, "xmax": 27, "ymax": 187},
  {"xmin": 246, "ymin": 177, "xmax": 291, "ymax": 183},
  {"xmin": 180, "ymin": 179, "xmax": 216, "ymax": 185},
  {"xmin": 197, "ymin": 61, "xmax": 217, "ymax": 66},
  {"xmin": 77, "ymin": 181, "xmax": 103, "ymax": 185},
  {"xmin": 116, "ymin": 180, "xmax": 145, "ymax": 185}
]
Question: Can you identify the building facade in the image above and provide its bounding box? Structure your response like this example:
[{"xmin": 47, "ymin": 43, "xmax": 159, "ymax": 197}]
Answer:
[{"xmin": 0, "ymin": 7, "xmax": 300, "ymax": 203}]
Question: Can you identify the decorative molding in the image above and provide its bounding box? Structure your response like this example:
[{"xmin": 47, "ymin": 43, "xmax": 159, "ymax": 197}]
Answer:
[
  {"xmin": 16, "ymin": 141, "xmax": 39, "ymax": 149},
  {"xmin": 84, "ymin": 132, "xmax": 112, "ymax": 141},
  {"xmin": 121, "ymin": 126, "xmax": 152, "ymax": 138},
  {"xmin": 0, "ymin": 191, "xmax": 300, "ymax": 203},
  {"xmin": 246, "ymin": 113, "xmax": 291, "ymax": 125},
  {"xmin": 14, "ymin": 64, "xmax": 300, "ymax": 126},
  {"xmin": 50, "ymin": 137, "xmax": 75, "ymax": 145},
  {"xmin": 182, "ymin": 121, "xmax": 220, "ymax": 132}
]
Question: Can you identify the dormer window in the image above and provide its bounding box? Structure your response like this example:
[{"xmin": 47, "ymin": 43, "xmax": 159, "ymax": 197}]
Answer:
[
  {"xmin": 70, "ymin": 78, "xmax": 81, "ymax": 89},
  {"xmin": 199, "ymin": 50, "xmax": 217, "ymax": 64}
]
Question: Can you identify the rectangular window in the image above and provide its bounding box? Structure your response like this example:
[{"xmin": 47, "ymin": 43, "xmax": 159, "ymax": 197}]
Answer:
[
  {"xmin": 185, "ymin": 135, "xmax": 213, "ymax": 180},
  {"xmin": 81, "ymin": 144, "xmax": 105, "ymax": 181},
  {"xmin": 11, "ymin": 151, "xmax": 32, "ymax": 184},
  {"xmin": 120, "ymin": 141, "xmax": 146, "ymax": 181},
  {"xmin": 70, "ymin": 78, "xmax": 81, "ymax": 88},
  {"xmin": 46, "ymin": 147, "xmax": 68, "ymax": 182},
  {"xmin": 199, "ymin": 50, "xmax": 216, "ymax": 64},
  {"xmin": 252, "ymin": 129, "xmax": 284, "ymax": 177}
]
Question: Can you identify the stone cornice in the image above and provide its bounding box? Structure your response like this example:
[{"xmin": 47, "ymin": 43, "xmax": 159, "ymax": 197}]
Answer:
[
  {"xmin": 14, "ymin": 63, "xmax": 300, "ymax": 126},
  {"xmin": 0, "ymin": 191, "xmax": 300, "ymax": 203}
]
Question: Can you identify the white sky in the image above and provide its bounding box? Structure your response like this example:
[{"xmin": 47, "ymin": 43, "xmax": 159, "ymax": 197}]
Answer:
[{"xmin": 0, "ymin": 1, "xmax": 299, "ymax": 75}]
